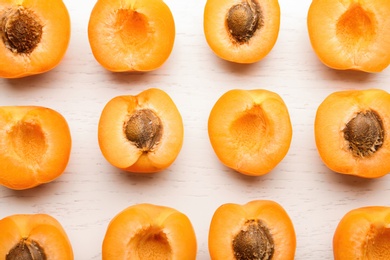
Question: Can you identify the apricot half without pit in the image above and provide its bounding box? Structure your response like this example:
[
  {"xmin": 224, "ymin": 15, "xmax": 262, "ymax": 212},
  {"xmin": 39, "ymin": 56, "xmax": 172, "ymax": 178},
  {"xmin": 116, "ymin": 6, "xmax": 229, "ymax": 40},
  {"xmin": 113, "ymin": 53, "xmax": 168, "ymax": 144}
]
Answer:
[
  {"xmin": 307, "ymin": 0, "xmax": 390, "ymax": 72},
  {"xmin": 102, "ymin": 203, "xmax": 197, "ymax": 260},
  {"xmin": 208, "ymin": 89, "xmax": 292, "ymax": 176},
  {"xmin": 88, "ymin": 0, "xmax": 175, "ymax": 72}
]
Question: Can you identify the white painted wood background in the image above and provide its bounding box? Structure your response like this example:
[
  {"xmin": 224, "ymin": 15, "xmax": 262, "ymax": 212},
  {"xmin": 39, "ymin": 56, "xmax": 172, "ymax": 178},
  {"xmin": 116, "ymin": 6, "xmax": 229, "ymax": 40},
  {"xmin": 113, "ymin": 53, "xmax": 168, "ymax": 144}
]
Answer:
[{"xmin": 1, "ymin": 0, "xmax": 390, "ymax": 259}]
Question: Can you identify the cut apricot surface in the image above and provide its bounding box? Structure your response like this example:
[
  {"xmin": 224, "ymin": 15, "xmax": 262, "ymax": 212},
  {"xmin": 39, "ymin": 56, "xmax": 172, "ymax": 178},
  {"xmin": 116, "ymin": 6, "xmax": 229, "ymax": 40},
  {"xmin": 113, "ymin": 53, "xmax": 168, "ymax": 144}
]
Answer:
[
  {"xmin": 0, "ymin": 106, "xmax": 72, "ymax": 190},
  {"xmin": 98, "ymin": 88, "xmax": 183, "ymax": 173},
  {"xmin": 315, "ymin": 89, "xmax": 390, "ymax": 178},
  {"xmin": 204, "ymin": 0, "xmax": 280, "ymax": 63},
  {"xmin": 333, "ymin": 206, "xmax": 390, "ymax": 260},
  {"xmin": 88, "ymin": 0, "xmax": 175, "ymax": 72},
  {"xmin": 208, "ymin": 89, "xmax": 292, "ymax": 176},
  {"xmin": 0, "ymin": 213, "xmax": 73, "ymax": 259},
  {"xmin": 307, "ymin": 0, "xmax": 390, "ymax": 72},
  {"xmin": 102, "ymin": 203, "xmax": 197, "ymax": 260},
  {"xmin": 208, "ymin": 200, "xmax": 296, "ymax": 260},
  {"xmin": 0, "ymin": 0, "xmax": 71, "ymax": 78}
]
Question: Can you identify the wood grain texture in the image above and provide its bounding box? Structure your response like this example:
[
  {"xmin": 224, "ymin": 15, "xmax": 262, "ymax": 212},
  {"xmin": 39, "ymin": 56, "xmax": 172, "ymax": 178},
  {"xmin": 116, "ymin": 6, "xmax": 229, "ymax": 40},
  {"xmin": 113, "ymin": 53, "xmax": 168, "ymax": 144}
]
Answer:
[{"xmin": 1, "ymin": 0, "xmax": 390, "ymax": 259}]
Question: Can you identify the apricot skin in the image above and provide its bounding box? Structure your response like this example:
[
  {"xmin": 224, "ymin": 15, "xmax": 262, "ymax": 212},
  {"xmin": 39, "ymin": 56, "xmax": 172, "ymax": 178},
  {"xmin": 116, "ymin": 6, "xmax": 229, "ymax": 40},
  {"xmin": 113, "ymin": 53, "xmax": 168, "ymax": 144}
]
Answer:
[
  {"xmin": 0, "ymin": 106, "xmax": 72, "ymax": 190},
  {"xmin": 307, "ymin": 0, "xmax": 390, "ymax": 72},
  {"xmin": 208, "ymin": 89, "xmax": 292, "ymax": 176},
  {"xmin": 333, "ymin": 206, "xmax": 390, "ymax": 260},
  {"xmin": 315, "ymin": 89, "xmax": 390, "ymax": 178}
]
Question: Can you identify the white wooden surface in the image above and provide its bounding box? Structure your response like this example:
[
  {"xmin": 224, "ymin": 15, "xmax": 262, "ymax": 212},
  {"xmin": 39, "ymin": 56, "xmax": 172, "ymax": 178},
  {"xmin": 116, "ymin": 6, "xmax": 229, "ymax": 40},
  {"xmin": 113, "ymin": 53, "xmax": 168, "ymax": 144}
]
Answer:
[{"xmin": 1, "ymin": 0, "xmax": 390, "ymax": 259}]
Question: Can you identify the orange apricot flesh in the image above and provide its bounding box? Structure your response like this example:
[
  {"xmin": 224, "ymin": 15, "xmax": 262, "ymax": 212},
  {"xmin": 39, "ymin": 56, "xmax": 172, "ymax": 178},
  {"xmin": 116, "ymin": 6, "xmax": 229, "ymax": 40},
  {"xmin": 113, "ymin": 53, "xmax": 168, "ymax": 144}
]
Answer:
[
  {"xmin": 208, "ymin": 89, "xmax": 292, "ymax": 176},
  {"xmin": 0, "ymin": 214, "xmax": 74, "ymax": 259},
  {"xmin": 315, "ymin": 89, "xmax": 390, "ymax": 178},
  {"xmin": 333, "ymin": 206, "xmax": 390, "ymax": 260},
  {"xmin": 88, "ymin": 0, "xmax": 175, "ymax": 72},
  {"xmin": 0, "ymin": 0, "xmax": 71, "ymax": 78},
  {"xmin": 307, "ymin": 0, "xmax": 390, "ymax": 72},
  {"xmin": 209, "ymin": 200, "xmax": 296, "ymax": 260},
  {"xmin": 0, "ymin": 106, "xmax": 72, "ymax": 190},
  {"xmin": 204, "ymin": 0, "xmax": 280, "ymax": 63},
  {"xmin": 98, "ymin": 88, "xmax": 183, "ymax": 173},
  {"xmin": 102, "ymin": 203, "xmax": 197, "ymax": 260}
]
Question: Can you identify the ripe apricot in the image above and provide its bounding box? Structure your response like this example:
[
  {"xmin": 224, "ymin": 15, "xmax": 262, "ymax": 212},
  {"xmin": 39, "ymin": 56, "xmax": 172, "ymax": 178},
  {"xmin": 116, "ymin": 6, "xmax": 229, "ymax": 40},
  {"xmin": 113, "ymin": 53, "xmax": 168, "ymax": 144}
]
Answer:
[
  {"xmin": 333, "ymin": 206, "xmax": 390, "ymax": 259},
  {"xmin": 88, "ymin": 0, "xmax": 175, "ymax": 72},
  {"xmin": 0, "ymin": 106, "xmax": 72, "ymax": 190},
  {"xmin": 102, "ymin": 203, "xmax": 197, "ymax": 260},
  {"xmin": 307, "ymin": 0, "xmax": 390, "ymax": 72},
  {"xmin": 208, "ymin": 200, "xmax": 296, "ymax": 260},
  {"xmin": 98, "ymin": 88, "xmax": 183, "ymax": 173},
  {"xmin": 315, "ymin": 89, "xmax": 390, "ymax": 178},
  {"xmin": 204, "ymin": 0, "xmax": 280, "ymax": 63},
  {"xmin": 0, "ymin": 0, "xmax": 71, "ymax": 78},
  {"xmin": 0, "ymin": 214, "xmax": 73, "ymax": 259},
  {"xmin": 208, "ymin": 89, "xmax": 292, "ymax": 176}
]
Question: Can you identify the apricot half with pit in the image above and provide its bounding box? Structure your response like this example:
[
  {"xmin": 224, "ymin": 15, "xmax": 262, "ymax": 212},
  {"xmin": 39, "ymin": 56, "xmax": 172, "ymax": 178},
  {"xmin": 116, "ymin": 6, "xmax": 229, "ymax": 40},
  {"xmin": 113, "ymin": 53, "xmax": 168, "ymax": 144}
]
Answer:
[
  {"xmin": 0, "ymin": 0, "xmax": 71, "ymax": 78},
  {"xmin": 0, "ymin": 106, "xmax": 72, "ymax": 190},
  {"xmin": 208, "ymin": 89, "xmax": 292, "ymax": 176},
  {"xmin": 102, "ymin": 203, "xmax": 197, "ymax": 260},
  {"xmin": 333, "ymin": 206, "xmax": 390, "ymax": 259},
  {"xmin": 315, "ymin": 89, "xmax": 390, "ymax": 178},
  {"xmin": 208, "ymin": 200, "xmax": 296, "ymax": 260},
  {"xmin": 88, "ymin": 0, "xmax": 175, "ymax": 72},
  {"xmin": 0, "ymin": 214, "xmax": 73, "ymax": 259},
  {"xmin": 98, "ymin": 88, "xmax": 183, "ymax": 173},
  {"xmin": 307, "ymin": 0, "xmax": 390, "ymax": 72},
  {"xmin": 204, "ymin": 0, "xmax": 280, "ymax": 63}
]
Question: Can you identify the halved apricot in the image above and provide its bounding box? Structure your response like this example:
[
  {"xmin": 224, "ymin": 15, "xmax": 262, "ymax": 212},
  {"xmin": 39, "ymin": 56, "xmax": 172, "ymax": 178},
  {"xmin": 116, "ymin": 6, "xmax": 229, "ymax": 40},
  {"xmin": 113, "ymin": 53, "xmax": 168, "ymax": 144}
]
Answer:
[
  {"xmin": 307, "ymin": 0, "xmax": 390, "ymax": 72},
  {"xmin": 208, "ymin": 89, "xmax": 292, "ymax": 176},
  {"xmin": 333, "ymin": 206, "xmax": 390, "ymax": 259},
  {"xmin": 102, "ymin": 203, "xmax": 197, "ymax": 260},
  {"xmin": 209, "ymin": 200, "xmax": 296, "ymax": 260},
  {"xmin": 88, "ymin": 0, "xmax": 175, "ymax": 72},
  {"xmin": 0, "ymin": 106, "xmax": 72, "ymax": 190},
  {"xmin": 0, "ymin": 0, "xmax": 71, "ymax": 78},
  {"xmin": 204, "ymin": 0, "xmax": 280, "ymax": 63},
  {"xmin": 315, "ymin": 89, "xmax": 390, "ymax": 178},
  {"xmin": 98, "ymin": 88, "xmax": 183, "ymax": 173},
  {"xmin": 0, "ymin": 213, "xmax": 73, "ymax": 259}
]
